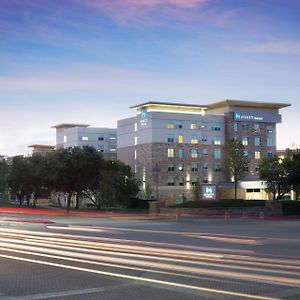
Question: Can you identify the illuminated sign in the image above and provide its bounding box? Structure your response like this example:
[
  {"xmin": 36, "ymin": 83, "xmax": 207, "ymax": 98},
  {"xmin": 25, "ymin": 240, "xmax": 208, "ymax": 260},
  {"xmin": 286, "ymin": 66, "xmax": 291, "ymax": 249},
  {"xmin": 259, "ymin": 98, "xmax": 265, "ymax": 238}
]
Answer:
[
  {"xmin": 141, "ymin": 108, "xmax": 148, "ymax": 119},
  {"xmin": 202, "ymin": 184, "xmax": 217, "ymax": 200},
  {"xmin": 234, "ymin": 113, "xmax": 263, "ymax": 121}
]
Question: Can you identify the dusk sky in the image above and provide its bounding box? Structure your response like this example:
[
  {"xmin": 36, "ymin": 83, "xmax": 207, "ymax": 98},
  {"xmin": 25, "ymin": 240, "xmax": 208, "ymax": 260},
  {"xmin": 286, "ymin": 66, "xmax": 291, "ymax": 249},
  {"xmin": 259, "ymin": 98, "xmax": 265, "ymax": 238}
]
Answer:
[{"xmin": 1, "ymin": 0, "xmax": 300, "ymax": 155}]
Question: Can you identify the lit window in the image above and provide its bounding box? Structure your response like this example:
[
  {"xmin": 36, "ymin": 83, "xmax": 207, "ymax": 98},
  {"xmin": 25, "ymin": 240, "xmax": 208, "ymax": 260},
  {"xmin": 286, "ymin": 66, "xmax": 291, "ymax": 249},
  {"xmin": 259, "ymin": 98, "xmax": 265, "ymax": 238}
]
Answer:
[
  {"xmin": 255, "ymin": 137, "xmax": 261, "ymax": 146},
  {"xmin": 110, "ymin": 148, "xmax": 116, "ymax": 152},
  {"xmin": 190, "ymin": 122, "xmax": 197, "ymax": 129},
  {"xmin": 214, "ymin": 136, "xmax": 221, "ymax": 145},
  {"xmin": 168, "ymin": 148, "xmax": 174, "ymax": 158},
  {"xmin": 242, "ymin": 137, "xmax": 248, "ymax": 146},
  {"xmin": 178, "ymin": 135, "xmax": 183, "ymax": 143},
  {"xmin": 203, "ymin": 149, "xmax": 208, "ymax": 156},
  {"xmin": 191, "ymin": 163, "xmax": 198, "ymax": 172},
  {"xmin": 63, "ymin": 135, "xmax": 67, "ymax": 143},
  {"xmin": 214, "ymin": 149, "xmax": 221, "ymax": 159},
  {"xmin": 167, "ymin": 120, "xmax": 174, "ymax": 129},
  {"xmin": 255, "ymin": 151, "xmax": 261, "ymax": 159},
  {"xmin": 134, "ymin": 123, "xmax": 137, "ymax": 132},
  {"xmin": 178, "ymin": 163, "xmax": 184, "ymax": 171},
  {"xmin": 191, "ymin": 149, "xmax": 198, "ymax": 158},
  {"xmin": 167, "ymin": 176, "xmax": 175, "ymax": 186},
  {"xmin": 233, "ymin": 123, "xmax": 239, "ymax": 132},
  {"xmin": 267, "ymin": 138, "xmax": 273, "ymax": 147},
  {"xmin": 110, "ymin": 134, "xmax": 117, "ymax": 140},
  {"xmin": 82, "ymin": 136, "xmax": 89, "ymax": 141},
  {"xmin": 178, "ymin": 149, "xmax": 184, "ymax": 158},
  {"xmin": 134, "ymin": 136, "xmax": 138, "ymax": 145},
  {"xmin": 191, "ymin": 135, "xmax": 198, "ymax": 144},
  {"xmin": 134, "ymin": 150, "xmax": 137, "ymax": 159},
  {"xmin": 201, "ymin": 122, "xmax": 208, "ymax": 129},
  {"xmin": 167, "ymin": 134, "xmax": 174, "ymax": 143}
]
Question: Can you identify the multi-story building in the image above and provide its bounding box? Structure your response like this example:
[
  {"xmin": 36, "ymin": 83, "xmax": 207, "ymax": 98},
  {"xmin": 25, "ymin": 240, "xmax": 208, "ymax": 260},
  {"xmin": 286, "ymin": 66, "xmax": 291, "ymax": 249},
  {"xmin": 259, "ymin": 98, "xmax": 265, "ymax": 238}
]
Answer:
[
  {"xmin": 28, "ymin": 144, "xmax": 55, "ymax": 156},
  {"xmin": 117, "ymin": 100, "xmax": 290, "ymax": 203},
  {"xmin": 52, "ymin": 123, "xmax": 117, "ymax": 160}
]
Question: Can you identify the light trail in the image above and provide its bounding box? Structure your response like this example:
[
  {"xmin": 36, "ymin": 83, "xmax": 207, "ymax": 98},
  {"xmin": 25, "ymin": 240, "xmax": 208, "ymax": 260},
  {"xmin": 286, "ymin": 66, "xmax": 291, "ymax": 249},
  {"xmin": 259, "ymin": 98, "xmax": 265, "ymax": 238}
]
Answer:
[{"xmin": 0, "ymin": 253, "xmax": 283, "ymax": 300}]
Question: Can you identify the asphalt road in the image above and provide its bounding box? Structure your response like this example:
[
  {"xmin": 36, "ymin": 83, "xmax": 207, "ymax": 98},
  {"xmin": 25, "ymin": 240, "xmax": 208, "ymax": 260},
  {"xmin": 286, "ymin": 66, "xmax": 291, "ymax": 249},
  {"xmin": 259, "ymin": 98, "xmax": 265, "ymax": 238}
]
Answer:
[{"xmin": 0, "ymin": 215, "xmax": 300, "ymax": 299}]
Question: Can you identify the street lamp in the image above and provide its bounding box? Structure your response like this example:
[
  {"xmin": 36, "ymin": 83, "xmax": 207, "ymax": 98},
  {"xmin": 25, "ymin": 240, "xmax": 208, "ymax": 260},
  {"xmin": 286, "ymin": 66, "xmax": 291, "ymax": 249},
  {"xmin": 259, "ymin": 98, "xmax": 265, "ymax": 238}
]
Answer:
[{"xmin": 153, "ymin": 163, "xmax": 160, "ymax": 201}]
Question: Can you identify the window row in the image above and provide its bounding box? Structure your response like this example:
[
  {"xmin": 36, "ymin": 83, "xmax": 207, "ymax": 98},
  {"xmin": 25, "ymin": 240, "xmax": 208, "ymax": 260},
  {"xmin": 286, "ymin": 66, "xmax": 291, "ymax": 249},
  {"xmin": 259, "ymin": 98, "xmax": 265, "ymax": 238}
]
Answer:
[
  {"xmin": 167, "ymin": 162, "xmax": 221, "ymax": 172},
  {"xmin": 167, "ymin": 177, "xmax": 209, "ymax": 186},
  {"xmin": 237, "ymin": 136, "xmax": 273, "ymax": 147},
  {"xmin": 167, "ymin": 120, "xmax": 221, "ymax": 131},
  {"xmin": 233, "ymin": 123, "xmax": 273, "ymax": 133},
  {"xmin": 167, "ymin": 148, "xmax": 222, "ymax": 159},
  {"xmin": 167, "ymin": 134, "xmax": 222, "ymax": 145}
]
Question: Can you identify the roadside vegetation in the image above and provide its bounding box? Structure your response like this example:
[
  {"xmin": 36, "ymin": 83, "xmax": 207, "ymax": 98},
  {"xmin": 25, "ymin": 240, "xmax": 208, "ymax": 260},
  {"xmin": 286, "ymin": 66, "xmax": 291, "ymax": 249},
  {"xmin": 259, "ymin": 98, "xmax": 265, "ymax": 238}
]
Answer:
[{"xmin": 0, "ymin": 146, "xmax": 140, "ymax": 210}]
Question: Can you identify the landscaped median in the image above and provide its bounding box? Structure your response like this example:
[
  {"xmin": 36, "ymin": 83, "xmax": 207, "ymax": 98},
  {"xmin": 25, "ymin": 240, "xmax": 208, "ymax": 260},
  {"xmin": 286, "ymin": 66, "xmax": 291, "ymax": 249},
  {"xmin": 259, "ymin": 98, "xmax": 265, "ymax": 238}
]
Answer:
[{"xmin": 149, "ymin": 200, "xmax": 300, "ymax": 219}]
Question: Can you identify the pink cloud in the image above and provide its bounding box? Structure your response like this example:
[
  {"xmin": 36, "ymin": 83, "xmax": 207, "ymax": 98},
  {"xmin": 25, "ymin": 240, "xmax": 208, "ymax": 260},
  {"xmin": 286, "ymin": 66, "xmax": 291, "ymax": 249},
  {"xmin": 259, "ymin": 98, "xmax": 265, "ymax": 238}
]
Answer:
[
  {"xmin": 76, "ymin": 0, "xmax": 209, "ymax": 25},
  {"xmin": 241, "ymin": 40, "xmax": 300, "ymax": 55}
]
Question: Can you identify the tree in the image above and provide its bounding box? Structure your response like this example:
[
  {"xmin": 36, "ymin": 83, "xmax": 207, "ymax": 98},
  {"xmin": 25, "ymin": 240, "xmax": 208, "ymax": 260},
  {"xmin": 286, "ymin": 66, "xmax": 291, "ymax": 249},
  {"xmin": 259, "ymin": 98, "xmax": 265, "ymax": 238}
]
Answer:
[
  {"xmin": 286, "ymin": 151, "xmax": 300, "ymax": 198},
  {"xmin": 225, "ymin": 139, "xmax": 249, "ymax": 200},
  {"xmin": 139, "ymin": 181, "xmax": 154, "ymax": 200},
  {"xmin": 0, "ymin": 161, "xmax": 8, "ymax": 194},
  {"xmin": 192, "ymin": 180, "xmax": 200, "ymax": 202},
  {"xmin": 259, "ymin": 155, "xmax": 291, "ymax": 200}
]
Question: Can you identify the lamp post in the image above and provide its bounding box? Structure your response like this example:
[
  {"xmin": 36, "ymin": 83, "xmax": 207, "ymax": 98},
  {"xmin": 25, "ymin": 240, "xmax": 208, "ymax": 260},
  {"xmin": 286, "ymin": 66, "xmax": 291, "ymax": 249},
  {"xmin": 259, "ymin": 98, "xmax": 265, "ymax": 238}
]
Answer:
[{"xmin": 153, "ymin": 163, "xmax": 160, "ymax": 201}]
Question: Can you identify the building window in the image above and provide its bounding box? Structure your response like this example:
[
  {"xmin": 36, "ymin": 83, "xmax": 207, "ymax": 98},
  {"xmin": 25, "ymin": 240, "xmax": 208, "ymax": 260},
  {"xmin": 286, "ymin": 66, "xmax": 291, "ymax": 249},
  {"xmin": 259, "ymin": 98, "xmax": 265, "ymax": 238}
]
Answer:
[
  {"xmin": 267, "ymin": 151, "xmax": 273, "ymax": 157},
  {"xmin": 254, "ymin": 123, "xmax": 260, "ymax": 132},
  {"xmin": 267, "ymin": 138, "xmax": 273, "ymax": 147},
  {"xmin": 234, "ymin": 136, "xmax": 239, "ymax": 141},
  {"xmin": 134, "ymin": 123, "xmax": 137, "ymax": 132},
  {"xmin": 168, "ymin": 176, "xmax": 175, "ymax": 186},
  {"xmin": 191, "ymin": 121, "xmax": 197, "ymax": 129},
  {"xmin": 191, "ymin": 162, "xmax": 198, "ymax": 172},
  {"xmin": 178, "ymin": 177, "xmax": 184, "ymax": 186},
  {"xmin": 134, "ymin": 136, "xmax": 138, "ymax": 145},
  {"xmin": 167, "ymin": 134, "xmax": 174, "ymax": 143},
  {"xmin": 243, "ymin": 149, "xmax": 248, "ymax": 157},
  {"xmin": 233, "ymin": 123, "xmax": 239, "ymax": 132},
  {"xmin": 214, "ymin": 136, "xmax": 221, "ymax": 145},
  {"xmin": 242, "ymin": 123, "xmax": 249, "ymax": 132},
  {"xmin": 176, "ymin": 120, "xmax": 183, "ymax": 129},
  {"xmin": 214, "ymin": 163, "xmax": 221, "ymax": 172},
  {"xmin": 254, "ymin": 137, "xmax": 261, "ymax": 146},
  {"xmin": 214, "ymin": 149, "xmax": 221, "ymax": 159},
  {"xmin": 63, "ymin": 135, "xmax": 67, "ymax": 143},
  {"xmin": 98, "ymin": 136, "xmax": 104, "ymax": 141},
  {"xmin": 243, "ymin": 166, "xmax": 249, "ymax": 172},
  {"xmin": 168, "ymin": 163, "xmax": 175, "ymax": 172},
  {"xmin": 110, "ymin": 148, "xmax": 116, "ymax": 152},
  {"xmin": 178, "ymin": 135, "xmax": 183, "ymax": 143},
  {"xmin": 191, "ymin": 149, "xmax": 198, "ymax": 158},
  {"xmin": 242, "ymin": 137, "xmax": 248, "ymax": 146},
  {"xmin": 191, "ymin": 178, "xmax": 198, "ymax": 186},
  {"xmin": 82, "ymin": 136, "xmax": 89, "ymax": 141},
  {"xmin": 191, "ymin": 135, "xmax": 198, "ymax": 144},
  {"xmin": 255, "ymin": 151, "xmax": 261, "ymax": 159},
  {"xmin": 267, "ymin": 125, "xmax": 273, "ymax": 133},
  {"xmin": 202, "ymin": 178, "xmax": 208, "ymax": 184},
  {"xmin": 110, "ymin": 134, "xmax": 117, "ymax": 140},
  {"xmin": 134, "ymin": 150, "xmax": 137, "ymax": 159},
  {"xmin": 255, "ymin": 166, "xmax": 260, "ymax": 172},
  {"xmin": 201, "ymin": 136, "xmax": 208, "ymax": 143},
  {"xmin": 214, "ymin": 122, "xmax": 221, "ymax": 131},
  {"xmin": 167, "ymin": 120, "xmax": 174, "ymax": 129},
  {"xmin": 98, "ymin": 145, "xmax": 105, "ymax": 152},
  {"xmin": 201, "ymin": 122, "xmax": 208, "ymax": 129},
  {"xmin": 178, "ymin": 149, "xmax": 184, "ymax": 158},
  {"xmin": 203, "ymin": 162, "xmax": 208, "ymax": 170},
  {"xmin": 203, "ymin": 149, "xmax": 208, "ymax": 156},
  {"xmin": 167, "ymin": 148, "xmax": 174, "ymax": 158}
]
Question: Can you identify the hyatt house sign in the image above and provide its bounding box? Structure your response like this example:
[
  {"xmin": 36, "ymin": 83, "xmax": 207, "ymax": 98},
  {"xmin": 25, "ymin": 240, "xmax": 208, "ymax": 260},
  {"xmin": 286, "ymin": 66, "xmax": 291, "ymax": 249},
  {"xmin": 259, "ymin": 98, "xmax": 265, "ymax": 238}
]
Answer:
[{"xmin": 234, "ymin": 112, "xmax": 281, "ymax": 123}]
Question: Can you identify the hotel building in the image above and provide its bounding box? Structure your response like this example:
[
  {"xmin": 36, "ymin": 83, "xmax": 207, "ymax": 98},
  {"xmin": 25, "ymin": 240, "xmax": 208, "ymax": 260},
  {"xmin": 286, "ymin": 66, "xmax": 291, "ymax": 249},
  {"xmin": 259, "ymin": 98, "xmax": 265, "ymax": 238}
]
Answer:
[
  {"xmin": 117, "ymin": 100, "xmax": 290, "ymax": 204},
  {"xmin": 52, "ymin": 123, "xmax": 117, "ymax": 160}
]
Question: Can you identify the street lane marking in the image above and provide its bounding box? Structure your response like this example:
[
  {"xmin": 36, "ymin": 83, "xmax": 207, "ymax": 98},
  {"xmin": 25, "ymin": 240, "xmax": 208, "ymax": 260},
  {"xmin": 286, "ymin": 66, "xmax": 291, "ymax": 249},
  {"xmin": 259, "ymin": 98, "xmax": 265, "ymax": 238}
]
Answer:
[{"xmin": 0, "ymin": 253, "xmax": 282, "ymax": 300}]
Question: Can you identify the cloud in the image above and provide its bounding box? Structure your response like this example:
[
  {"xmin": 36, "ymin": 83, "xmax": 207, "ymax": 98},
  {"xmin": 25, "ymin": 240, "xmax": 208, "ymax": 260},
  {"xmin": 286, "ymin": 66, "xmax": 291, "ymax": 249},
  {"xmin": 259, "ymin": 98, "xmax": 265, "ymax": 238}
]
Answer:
[{"xmin": 241, "ymin": 40, "xmax": 300, "ymax": 55}]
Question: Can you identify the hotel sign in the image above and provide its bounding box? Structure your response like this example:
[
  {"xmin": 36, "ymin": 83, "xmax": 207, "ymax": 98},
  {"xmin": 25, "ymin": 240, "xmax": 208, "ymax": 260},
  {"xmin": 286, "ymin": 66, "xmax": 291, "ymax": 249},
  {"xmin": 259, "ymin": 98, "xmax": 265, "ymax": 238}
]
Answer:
[
  {"xmin": 140, "ymin": 108, "xmax": 148, "ymax": 127},
  {"xmin": 234, "ymin": 113, "xmax": 263, "ymax": 121},
  {"xmin": 202, "ymin": 184, "xmax": 217, "ymax": 201}
]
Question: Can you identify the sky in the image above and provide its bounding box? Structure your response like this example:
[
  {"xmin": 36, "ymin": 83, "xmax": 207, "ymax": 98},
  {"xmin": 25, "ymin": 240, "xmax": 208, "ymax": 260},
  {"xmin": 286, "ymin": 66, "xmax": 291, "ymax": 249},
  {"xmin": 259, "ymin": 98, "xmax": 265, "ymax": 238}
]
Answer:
[{"xmin": 1, "ymin": 0, "xmax": 300, "ymax": 155}]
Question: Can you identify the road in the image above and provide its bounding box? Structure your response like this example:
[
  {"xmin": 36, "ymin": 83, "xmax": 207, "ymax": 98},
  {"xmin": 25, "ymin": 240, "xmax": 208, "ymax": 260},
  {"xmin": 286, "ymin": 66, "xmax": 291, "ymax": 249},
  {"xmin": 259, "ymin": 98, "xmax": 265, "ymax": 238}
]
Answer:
[{"xmin": 0, "ymin": 215, "xmax": 300, "ymax": 299}]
